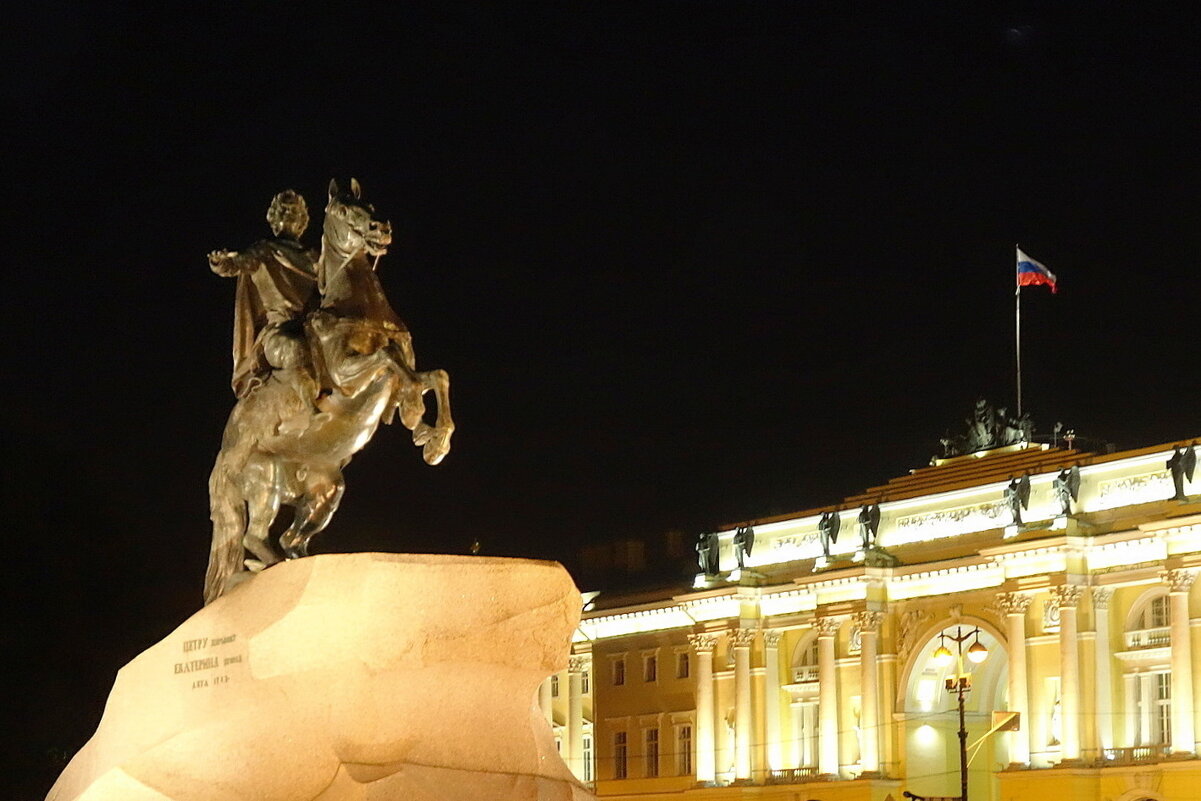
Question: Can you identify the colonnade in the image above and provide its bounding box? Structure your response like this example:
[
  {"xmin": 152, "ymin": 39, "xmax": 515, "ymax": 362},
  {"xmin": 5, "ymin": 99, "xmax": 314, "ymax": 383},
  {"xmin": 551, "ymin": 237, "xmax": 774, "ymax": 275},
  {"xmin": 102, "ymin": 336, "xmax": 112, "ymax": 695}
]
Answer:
[
  {"xmin": 570, "ymin": 568, "xmax": 1198, "ymax": 788},
  {"xmin": 686, "ymin": 614, "xmax": 884, "ymax": 783},
  {"xmin": 997, "ymin": 569, "xmax": 1197, "ymax": 767}
]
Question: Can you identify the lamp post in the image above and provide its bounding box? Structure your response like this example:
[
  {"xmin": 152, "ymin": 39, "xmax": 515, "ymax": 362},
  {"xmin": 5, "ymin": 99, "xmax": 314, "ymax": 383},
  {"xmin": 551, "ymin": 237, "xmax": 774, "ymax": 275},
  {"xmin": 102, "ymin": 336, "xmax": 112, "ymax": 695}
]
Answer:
[{"xmin": 932, "ymin": 626, "xmax": 988, "ymax": 801}]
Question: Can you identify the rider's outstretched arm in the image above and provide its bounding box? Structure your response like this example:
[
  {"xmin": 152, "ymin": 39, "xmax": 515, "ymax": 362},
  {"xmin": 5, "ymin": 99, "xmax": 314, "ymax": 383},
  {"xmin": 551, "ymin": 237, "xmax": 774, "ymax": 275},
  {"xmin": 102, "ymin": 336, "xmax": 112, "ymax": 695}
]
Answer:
[{"xmin": 208, "ymin": 248, "xmax": 259, "ymax": 277}]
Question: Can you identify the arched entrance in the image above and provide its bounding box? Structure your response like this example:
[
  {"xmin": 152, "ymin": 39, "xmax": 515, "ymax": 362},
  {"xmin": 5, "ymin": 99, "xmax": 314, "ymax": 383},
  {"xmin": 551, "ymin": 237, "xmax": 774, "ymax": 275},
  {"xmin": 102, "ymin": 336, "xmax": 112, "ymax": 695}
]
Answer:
[{"xmin": 899, "ymin": 619, "xmax": 1009, "ymax": 801}]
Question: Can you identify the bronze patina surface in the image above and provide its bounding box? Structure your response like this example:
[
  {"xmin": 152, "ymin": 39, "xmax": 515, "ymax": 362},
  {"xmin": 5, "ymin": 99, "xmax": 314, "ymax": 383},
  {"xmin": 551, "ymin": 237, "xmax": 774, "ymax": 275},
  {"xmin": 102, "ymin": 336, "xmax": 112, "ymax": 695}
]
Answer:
[{"xmin": 204, "ymin": 180, "xmax": 454, "ymax": 604}]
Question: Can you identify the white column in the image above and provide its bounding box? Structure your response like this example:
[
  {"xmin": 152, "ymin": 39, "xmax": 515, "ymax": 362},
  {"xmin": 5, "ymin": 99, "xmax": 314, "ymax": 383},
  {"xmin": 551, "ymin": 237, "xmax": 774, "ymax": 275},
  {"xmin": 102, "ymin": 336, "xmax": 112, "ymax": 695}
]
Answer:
[
  {"xmin": 539, "ymin": 677, "xmax": 554, "ymax": 724},
  {"xmin": 1167, "ymin": 570, "xmax": 1196, "ymax": 754},
  {"xmin": 997, "ymin": 592, "xmax": 1033, "ymax": 765},
  {"xmin": 688, "ymin": 634, "xmax": 718, "ymax": 783},
  {"xmin": 1055, "ymin": 586, "xmax": 1083, "ymax": 761},
  {"xmin": 855, "ymin": 612, "xmax": 883, "ymax": 775},
  {"xmin": 762, "ymin": 630, "xmax": 783, "ymax": 772},
  {"xmin": 567, "ymin": 656, "xmax": 586, "ymax": 780},
  {"xmin": 816, "ymin": 616, "xmax": 842, "ymax": 777},
  {"xmin": 1092, "ymin": 588, "xmax": 1114, "ymax": 753},
  {"xmin": 1139, "ymin": 673, "xmax": 1155, "ymax": 746},
  {"xmin": 731, "ymin": 628, "xmax": 756, "ymax": 780}
]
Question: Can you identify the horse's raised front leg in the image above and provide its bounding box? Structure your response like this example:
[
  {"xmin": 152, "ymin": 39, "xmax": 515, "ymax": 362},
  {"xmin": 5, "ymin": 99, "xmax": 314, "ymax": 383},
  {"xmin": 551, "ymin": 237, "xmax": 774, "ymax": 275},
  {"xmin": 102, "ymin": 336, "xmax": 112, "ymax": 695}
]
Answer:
[
  {"xmin": 410, "ymin": 368, "xmax": 454, "ymax": 465},
  {"xmin": 279, "ymin": 470, "xmax": 345, "ymax": 559}
]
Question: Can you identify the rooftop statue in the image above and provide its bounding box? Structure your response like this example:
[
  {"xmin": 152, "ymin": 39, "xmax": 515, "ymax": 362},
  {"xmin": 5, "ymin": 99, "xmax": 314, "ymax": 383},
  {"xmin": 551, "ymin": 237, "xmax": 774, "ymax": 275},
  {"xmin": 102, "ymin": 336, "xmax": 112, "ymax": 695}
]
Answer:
[
  {"xmin": 857, "ymin": 503, "xmax": 881, "ymax": 551},
  {"xmin": 940, "ymin": 398, "xmax": 1034, "ymax": 458},
  {"xmin": 816, "ymin": 510, "xmax": 840, "ymax": 568},
  {"xmin": 1004, "ymin": 474, "xmax": 1032, "ymax": 526},
  {"xmin": 1053, "ymin": 465, "xmax": 1081, "ymax": 515},
  {"xmin": 733, "ymin": 525, "xmax": 755, "ymax": 569},
  {"xmin": 695, "ymin": 532, "xmax": 719, "ymax": 576},
  {"xmin": 1168, "ymin": 444, "xmax": 1197, "ymax": 501},
  {"xmin": 204, "ymin": 180, "xmax": 454, "ymax": 604}
]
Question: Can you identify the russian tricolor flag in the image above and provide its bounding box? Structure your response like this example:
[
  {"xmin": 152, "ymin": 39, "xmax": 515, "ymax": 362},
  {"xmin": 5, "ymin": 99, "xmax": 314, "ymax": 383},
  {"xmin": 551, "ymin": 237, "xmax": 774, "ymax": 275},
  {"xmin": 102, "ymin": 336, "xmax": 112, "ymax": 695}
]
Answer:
[{"xmin": 1016, "ymin": 247, "xmax": 1057, "ymax": 293}]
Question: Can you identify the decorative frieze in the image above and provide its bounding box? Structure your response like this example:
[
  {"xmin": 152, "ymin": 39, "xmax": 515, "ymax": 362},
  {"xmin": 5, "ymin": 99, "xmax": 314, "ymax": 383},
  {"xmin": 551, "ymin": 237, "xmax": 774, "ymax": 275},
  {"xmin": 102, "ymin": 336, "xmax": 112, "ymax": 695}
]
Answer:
[
  {"xmin": 896, "ymin": 609, "xmax": 931, "ymax": 662},
  {"xmin": 687, "ymin": 633, "xmax": 718, "ymax": 654},
  {"xmin": 894, "ymin": 501, "xmax": 1007, "ymax": 541},
  {"xmin": 1043, "ymin": 598, "xmax": 1060, "ymax": 633},
  {"xmin": 771, "ymin": 532, "xmax": 819, "ymax": 551},
  {"xmin": 1093, "ymin": 466, "xmax": 1191, "ymax": 510},
  {"xmin": 1098, "ymin": 471, "xmax": 1172, "ymax": 506}
]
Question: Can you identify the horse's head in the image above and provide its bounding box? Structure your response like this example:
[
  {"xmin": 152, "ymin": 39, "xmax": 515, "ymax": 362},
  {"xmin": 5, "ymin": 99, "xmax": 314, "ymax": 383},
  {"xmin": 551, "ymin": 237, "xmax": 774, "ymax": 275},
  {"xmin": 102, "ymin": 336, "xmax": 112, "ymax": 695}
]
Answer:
[{"xmin": 324, "ymin": 178, "xmax": 393, "ymax": 259}]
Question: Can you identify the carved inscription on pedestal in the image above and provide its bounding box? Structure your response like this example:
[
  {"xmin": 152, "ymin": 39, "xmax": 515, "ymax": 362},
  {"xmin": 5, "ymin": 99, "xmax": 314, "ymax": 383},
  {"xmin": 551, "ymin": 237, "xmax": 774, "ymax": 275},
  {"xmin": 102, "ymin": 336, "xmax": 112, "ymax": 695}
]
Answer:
[{"xmin": 173, "ymin": 633, "xmax": 244, "ymax": 689}]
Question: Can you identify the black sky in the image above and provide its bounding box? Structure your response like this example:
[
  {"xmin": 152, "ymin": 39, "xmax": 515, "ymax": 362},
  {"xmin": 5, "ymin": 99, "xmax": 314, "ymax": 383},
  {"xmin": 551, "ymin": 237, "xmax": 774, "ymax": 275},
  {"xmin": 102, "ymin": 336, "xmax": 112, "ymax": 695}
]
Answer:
[{"xmin": 5, "ymin": 3, "xmax": 1200, "ymax": 794}]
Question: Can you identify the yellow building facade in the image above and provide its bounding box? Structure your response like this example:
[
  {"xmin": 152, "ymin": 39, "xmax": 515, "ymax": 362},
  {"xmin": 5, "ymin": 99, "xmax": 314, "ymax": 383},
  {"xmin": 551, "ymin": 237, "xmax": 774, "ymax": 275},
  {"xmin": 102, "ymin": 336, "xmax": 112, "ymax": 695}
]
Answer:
[{"xmin": 550, "ymin": 437, "xmax": 1201, "ymax": 801}]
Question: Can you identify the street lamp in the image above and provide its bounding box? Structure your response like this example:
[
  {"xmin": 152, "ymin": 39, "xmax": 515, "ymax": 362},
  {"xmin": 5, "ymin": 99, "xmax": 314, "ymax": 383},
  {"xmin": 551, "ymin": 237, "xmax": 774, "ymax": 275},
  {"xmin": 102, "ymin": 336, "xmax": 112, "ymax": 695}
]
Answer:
[{"xmin": 935, "ymin": 627, "xmax": 988, "ymax": 801}]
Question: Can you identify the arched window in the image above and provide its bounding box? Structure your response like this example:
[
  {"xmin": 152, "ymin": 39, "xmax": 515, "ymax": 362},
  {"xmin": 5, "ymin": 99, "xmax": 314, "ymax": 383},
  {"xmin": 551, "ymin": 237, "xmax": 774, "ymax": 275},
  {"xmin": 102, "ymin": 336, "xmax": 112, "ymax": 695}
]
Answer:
[
  {"xmin": 1140, "ymin": 596, "xmax": 1169, "ymax": 629},
  {"xmin": 1127, "ymin": 592, "xmax": 1171, "ymax": 648},
  {"xmin": 791, "ymin": 636, "xmax": 819, "ymax": 683}
]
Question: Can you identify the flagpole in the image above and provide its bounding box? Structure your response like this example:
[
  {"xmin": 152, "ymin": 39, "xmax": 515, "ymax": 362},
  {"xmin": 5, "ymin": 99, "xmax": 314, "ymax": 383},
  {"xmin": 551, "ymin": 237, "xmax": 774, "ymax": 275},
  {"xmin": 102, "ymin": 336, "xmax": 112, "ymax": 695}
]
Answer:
[{"xmin": 1015, "ymin": 244, "xmax": 1022, "ymax": 418}]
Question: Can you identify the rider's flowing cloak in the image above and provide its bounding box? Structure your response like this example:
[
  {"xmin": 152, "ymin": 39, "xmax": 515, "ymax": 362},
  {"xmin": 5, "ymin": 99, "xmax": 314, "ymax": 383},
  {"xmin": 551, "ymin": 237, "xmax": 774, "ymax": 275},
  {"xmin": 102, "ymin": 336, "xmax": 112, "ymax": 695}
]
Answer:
[
  {"xmin": 227, "ymin": 240, "xmax": 318, "ymax": 398},
  {"xmin": 231, "ymin": 271, "xmax": 265, "ymax": 398}
]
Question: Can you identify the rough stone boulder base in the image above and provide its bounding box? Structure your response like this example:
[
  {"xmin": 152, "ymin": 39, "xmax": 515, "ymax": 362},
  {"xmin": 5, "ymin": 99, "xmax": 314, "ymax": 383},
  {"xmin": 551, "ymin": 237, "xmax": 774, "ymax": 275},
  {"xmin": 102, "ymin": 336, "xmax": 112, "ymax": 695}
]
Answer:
[{"xmin": 48, "ymin": 553, "xmax": 593, "ymax": 801}]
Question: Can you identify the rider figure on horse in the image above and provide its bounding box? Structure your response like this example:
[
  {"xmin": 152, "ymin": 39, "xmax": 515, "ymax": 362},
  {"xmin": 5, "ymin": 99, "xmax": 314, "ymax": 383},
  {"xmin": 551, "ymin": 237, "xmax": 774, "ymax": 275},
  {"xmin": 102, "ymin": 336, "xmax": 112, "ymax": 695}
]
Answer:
[{"xmin": 208, "ymin": 190, "xmax": 321, "ymax": 419}]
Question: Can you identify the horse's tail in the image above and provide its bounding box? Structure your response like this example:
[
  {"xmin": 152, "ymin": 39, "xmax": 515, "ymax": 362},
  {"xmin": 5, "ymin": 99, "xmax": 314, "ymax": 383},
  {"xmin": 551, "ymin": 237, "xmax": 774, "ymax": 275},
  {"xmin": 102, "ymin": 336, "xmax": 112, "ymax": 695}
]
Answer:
[{"xmin": 204, "ymin": 450, "xmax": 245, "ymax": 605}]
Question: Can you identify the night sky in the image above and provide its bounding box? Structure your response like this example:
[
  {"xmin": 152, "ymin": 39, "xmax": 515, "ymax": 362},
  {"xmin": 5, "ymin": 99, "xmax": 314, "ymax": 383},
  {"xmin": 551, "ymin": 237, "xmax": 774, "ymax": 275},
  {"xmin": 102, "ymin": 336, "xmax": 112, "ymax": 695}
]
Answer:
[{"xmin": 6, "ymin": 4, "xmax": 1200, "ymax": 795}]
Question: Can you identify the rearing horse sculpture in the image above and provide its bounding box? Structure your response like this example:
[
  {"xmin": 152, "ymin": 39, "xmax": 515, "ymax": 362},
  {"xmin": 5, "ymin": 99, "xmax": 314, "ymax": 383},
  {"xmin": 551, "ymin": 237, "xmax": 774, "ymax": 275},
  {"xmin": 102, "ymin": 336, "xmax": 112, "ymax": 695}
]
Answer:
[{"xmin": 204, "ymin": 179, "xmax": 454, "ymax": 604}]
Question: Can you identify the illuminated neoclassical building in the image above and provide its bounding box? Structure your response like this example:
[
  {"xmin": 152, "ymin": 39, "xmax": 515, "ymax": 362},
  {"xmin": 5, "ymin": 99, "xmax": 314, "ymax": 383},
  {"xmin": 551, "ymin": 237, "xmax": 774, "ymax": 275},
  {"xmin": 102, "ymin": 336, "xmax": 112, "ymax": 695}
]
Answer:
[{"xmin": 547, "ymin": 431, "xmax": 1201, "ymax": 801}]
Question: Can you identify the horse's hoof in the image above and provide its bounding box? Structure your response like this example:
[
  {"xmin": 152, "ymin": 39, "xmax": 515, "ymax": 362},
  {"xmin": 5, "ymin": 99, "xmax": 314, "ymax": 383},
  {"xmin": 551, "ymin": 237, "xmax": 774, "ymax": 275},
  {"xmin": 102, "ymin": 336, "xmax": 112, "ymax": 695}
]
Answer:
[
  {"xmin": 245, "ymin": 558, "xmax": 267, "ymax": 572},
  {"xmin": 423, "ymin": 436, "xmax": 451, "ymax": 465},
  {"xmin": 412, "ymin": 422, "xmax": 433, "ymax": 446}
]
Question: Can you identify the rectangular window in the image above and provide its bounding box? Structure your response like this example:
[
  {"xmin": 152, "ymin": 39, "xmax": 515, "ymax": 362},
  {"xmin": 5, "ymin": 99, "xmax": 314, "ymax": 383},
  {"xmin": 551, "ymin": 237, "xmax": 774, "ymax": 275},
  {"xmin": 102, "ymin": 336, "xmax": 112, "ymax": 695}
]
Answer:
[
  {"xmin": 1150, "ymin": 597, "xmax": 1169, "ymax": 628},
  {"xmin": 613, "ymin": 658, "xmax": 625, "ymax": 686},
  {"xmin": 645, "ymin": 728, "xmax": 659, "ymax": 777},
  {"xmin": 551, "ymin": 674, "xmax": 559, "ymax": 698},
  {"xmin": 1156, "ymin": 672, "xmax": 1172, "ymax": 745},
  {"xmin": 678, "ymin": 725, "xmax": 692, "ymax": 775},
  {"xmin": 614, "ymin": 732, "xmax": 628, "ymax": 779},
  {"xmin": 644, "ymin": 655, "xmax": 657, "ymax": 682},
  {"xmin": 677, "ymin": 653, "xmax": 690, "ymax": 679},
  {"xmin": 583, "ymin": 734, "xmax": 594, "ymax": 782},
  {"xmin": 582, "ymin": 670, "xmax": 590, "ymax": 694}
]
